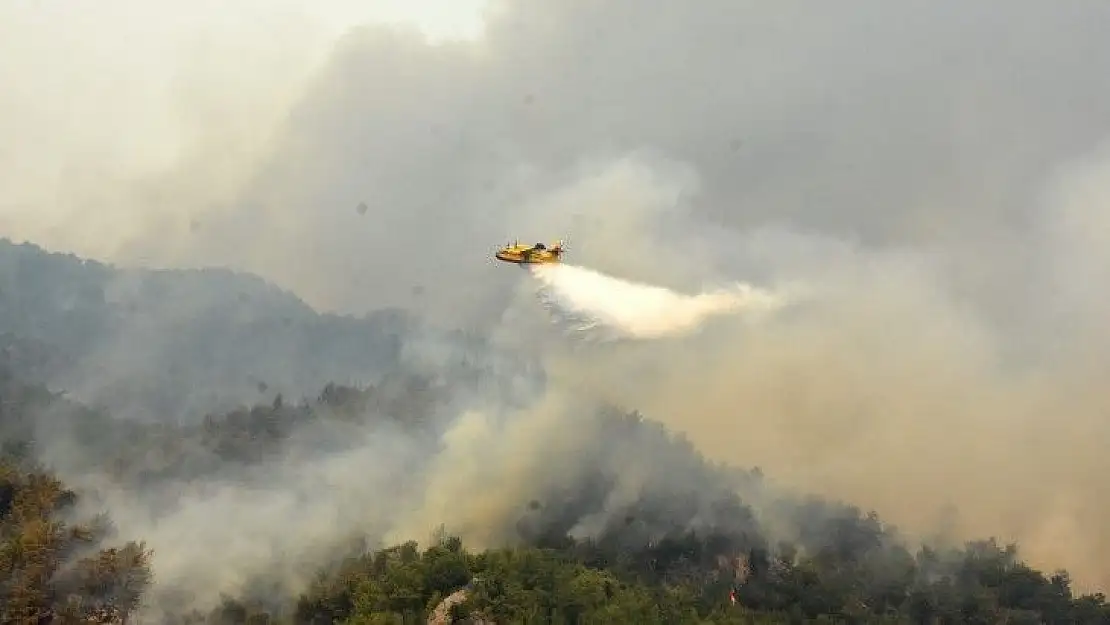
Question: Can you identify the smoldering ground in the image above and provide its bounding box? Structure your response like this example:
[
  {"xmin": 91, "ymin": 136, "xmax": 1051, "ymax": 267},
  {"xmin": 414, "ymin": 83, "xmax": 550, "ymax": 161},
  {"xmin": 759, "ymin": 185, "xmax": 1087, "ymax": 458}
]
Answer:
[{"xmin": 4, "ymin": 0, "xmax": 1110, "ymax": 608}]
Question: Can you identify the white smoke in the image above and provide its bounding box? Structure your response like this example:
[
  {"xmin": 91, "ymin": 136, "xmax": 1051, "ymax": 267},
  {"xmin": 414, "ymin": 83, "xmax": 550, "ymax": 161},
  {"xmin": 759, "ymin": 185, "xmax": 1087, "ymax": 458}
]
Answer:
[{"xmin": 528, "ymin": 263, "xmax": 788, "ymax": 341}]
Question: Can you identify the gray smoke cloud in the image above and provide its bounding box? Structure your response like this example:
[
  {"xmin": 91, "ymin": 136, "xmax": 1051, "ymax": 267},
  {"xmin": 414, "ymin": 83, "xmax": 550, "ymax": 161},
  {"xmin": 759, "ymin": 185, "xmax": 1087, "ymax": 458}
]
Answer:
[
  {"xmin": 5, "ymin": 0, "xmax": 1110, "ymax": 603},
  {"xmin": 504, "ymin": 151, "xmax": 1110, "ymax": 592}
]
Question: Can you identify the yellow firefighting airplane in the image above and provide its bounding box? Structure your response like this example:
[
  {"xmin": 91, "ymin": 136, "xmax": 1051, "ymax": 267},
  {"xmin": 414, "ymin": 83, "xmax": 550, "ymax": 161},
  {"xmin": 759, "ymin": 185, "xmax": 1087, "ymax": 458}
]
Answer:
[{"xmin": 494, "ymin": 239, "xmax": 566, "ymax": 265}]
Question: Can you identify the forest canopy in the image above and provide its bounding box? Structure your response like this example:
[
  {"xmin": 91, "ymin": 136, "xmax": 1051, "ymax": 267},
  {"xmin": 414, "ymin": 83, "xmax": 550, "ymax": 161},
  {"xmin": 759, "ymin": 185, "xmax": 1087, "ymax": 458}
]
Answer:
[{"xmin": 3, "ymin": 364, "xmax": 1109, "ymax": 623}]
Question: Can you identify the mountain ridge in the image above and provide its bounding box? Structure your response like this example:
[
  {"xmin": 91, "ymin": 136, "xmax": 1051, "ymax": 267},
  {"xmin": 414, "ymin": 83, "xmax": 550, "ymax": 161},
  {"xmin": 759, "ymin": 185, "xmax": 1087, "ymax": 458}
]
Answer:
[{"xmin": 0, "ymin": 237, "xmax": 415, "ymax": 421}]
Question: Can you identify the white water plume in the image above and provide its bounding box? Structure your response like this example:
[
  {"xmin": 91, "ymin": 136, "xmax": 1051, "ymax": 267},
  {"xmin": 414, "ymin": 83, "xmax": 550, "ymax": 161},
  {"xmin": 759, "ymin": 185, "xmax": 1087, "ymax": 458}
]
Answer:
[{"xmin": 528, "ymin": 263, "xmax": 786, "ymax": 341}]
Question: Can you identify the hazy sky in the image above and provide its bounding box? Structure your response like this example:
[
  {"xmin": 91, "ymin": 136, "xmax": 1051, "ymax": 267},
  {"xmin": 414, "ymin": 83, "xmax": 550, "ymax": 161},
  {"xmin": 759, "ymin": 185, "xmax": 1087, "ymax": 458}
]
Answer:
[
  {"xmin": 5, "ymin": 0, "xmax": 1108, "ymax": 322},
  {"xmin": 6, "ymin": 0, "xmax": 1110, "ymax": 594},
  {"xmin": 1, "ymin": 0, "xmax": 488, "ymax": 291}
]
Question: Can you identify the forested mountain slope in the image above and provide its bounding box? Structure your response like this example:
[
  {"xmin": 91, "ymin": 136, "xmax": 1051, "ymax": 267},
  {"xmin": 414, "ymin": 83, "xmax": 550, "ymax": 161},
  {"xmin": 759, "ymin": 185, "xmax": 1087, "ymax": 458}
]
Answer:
[{"xmin": 1, "ymin": 240, "xmax": 1107, "ymax": 623}]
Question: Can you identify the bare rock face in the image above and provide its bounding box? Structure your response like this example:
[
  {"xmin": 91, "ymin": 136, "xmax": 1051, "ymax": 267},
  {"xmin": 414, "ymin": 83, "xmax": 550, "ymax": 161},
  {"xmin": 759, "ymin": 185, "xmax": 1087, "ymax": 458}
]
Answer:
[{"xmin": 427, "ymin": 589, "xmax": 469, "ymax": 625}]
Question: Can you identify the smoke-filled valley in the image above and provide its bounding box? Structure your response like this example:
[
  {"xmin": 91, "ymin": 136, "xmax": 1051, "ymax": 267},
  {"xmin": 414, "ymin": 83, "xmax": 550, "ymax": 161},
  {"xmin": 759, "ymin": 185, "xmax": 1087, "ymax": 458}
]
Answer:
[{"xmin": 5, "ymin": 0, "xmax": 1110, "ymax": 622}]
